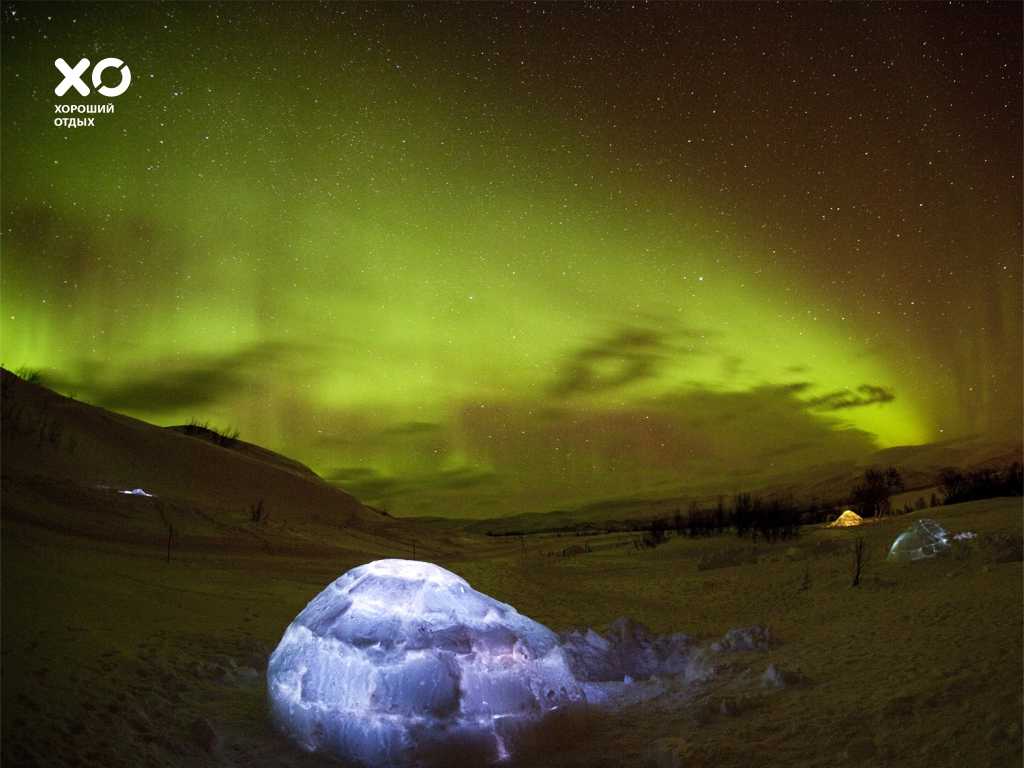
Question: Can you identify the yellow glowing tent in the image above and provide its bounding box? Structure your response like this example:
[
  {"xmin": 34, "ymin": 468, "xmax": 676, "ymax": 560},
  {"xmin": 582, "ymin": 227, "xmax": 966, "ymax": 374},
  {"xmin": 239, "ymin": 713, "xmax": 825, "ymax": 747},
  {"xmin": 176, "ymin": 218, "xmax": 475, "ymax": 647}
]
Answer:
[{"xmin": 829, "ymin": 509, "xmax": 864, "ymax": 527}]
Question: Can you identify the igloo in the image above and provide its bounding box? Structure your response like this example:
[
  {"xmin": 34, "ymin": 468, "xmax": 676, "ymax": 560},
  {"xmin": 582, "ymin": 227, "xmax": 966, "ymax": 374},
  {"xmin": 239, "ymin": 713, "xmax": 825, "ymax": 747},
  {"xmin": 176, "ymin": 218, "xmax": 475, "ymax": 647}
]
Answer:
[
  {"xmin": 886, "ymin": 518, "xmax": 950, "ymax": 562},
  {"xmin": 267, "ymin": 559, "xmax": 583, "ymax": 766}
]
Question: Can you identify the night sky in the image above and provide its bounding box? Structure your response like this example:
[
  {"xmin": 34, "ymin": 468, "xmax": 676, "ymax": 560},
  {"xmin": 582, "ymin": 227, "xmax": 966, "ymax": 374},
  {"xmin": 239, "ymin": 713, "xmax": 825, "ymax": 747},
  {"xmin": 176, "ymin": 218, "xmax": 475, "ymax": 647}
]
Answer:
[{"xmin": 2, "ymin": 2, "xmax": 1021, "ymax": 517}]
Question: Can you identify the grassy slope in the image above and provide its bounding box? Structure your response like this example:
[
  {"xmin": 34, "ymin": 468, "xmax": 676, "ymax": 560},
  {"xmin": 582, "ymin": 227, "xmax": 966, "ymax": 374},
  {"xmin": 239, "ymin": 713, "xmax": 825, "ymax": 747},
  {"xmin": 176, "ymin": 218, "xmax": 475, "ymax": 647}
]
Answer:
[{"xmin": 0, "ymin": 369, "xmax": 384, "ymax": 535}]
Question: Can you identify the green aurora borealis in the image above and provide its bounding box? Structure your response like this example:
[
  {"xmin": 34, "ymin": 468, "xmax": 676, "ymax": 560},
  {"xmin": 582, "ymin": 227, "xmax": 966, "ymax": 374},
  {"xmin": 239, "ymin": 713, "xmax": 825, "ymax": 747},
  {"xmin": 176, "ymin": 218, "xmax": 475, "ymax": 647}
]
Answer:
[{"xmin": 2, "ymin": 3, "xmax": 1021, "ymax": 516}]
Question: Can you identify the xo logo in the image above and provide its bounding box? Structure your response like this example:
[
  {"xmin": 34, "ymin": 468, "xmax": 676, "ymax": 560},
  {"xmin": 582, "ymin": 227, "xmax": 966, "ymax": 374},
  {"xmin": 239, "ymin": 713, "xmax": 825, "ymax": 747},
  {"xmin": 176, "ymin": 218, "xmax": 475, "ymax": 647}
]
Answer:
[{"xmin": 54, "ymin": 57, "xmax": 132, "ymax": 97}]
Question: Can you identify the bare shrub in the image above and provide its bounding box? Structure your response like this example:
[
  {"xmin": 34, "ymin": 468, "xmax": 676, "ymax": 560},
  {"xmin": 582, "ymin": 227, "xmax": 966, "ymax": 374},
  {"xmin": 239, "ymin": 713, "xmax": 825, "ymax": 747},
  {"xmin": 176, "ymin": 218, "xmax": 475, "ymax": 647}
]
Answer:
[
  {"xmin": 250, "ymin": 498, "xmax": 265, "ymax": 523},
  {"xmin": 851, "ymin": 538, "xmax": 868, "ymax": 587},
  {"xmin": 183, "ymin": 418, "xmax": 241, "ymax": 448}
]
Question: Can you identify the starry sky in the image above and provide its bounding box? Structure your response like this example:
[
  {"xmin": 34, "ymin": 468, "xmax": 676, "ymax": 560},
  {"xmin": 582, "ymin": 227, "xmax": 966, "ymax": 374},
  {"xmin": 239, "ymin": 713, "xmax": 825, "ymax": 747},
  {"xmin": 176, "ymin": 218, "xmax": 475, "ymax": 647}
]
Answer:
[{"xmin": 2, "ymin": 2, "xmax": 1021, "ymax": 517}]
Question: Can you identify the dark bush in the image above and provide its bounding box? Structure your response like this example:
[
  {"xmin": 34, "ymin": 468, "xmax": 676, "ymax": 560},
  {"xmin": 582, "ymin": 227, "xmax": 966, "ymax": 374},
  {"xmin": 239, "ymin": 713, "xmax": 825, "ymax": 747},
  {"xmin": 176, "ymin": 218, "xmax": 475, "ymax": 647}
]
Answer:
[
  {"xmin": 850, "ymin": 466, "xmax": 903, "ymax": 517},
  {"xmin": 183, "ymin": 418, "xmax": 241, "ymax": 448},
  {"xmin": 939, "ymin": 463, "xmax": 1023, "ymax": 505},
  {"xmin": 14, "ymin": 367, "xmax": 44, "ymax": 384}
]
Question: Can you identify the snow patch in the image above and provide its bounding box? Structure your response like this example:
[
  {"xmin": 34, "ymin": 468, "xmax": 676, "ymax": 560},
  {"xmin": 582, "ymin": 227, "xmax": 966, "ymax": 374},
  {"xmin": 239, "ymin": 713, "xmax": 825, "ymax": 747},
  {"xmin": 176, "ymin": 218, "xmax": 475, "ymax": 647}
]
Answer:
[
  {"xmin": 560, "ymin": 617, "xmax": 704, "ymax": 683},
  {"xmin": 119, "ymin": 487, "xmax": 155, "ymax": 497},
  {"xmin": 710, "ymin": 625, "xmax": 773, "ymax": 653}
]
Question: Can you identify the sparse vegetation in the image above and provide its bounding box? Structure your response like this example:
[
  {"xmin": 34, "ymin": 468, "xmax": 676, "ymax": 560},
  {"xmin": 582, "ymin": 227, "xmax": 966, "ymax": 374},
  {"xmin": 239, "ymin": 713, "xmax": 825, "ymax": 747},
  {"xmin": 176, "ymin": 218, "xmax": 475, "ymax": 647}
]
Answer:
[
  {"xmin": 938, "ymin": 463, "xmax": 1023, "ymax": 505},
  {"xmin": 183, "ymin": 418, "xmax": 241, "ymax": 448},
  {"xmin": 494, "ymin": 491, "xmax": 822, "ymax": 544},
  {"xmin": 642, "ymin": 518, "xmax": 669, "ymax": 547},
  {"xmin": 851, "ymin": 538, "xmax": 868, "ymax": 587},
  {"xmin": 667, "ymin": 493, "xmax": 808, "ymax": 542},
  {"xmin": 849, "ymin": 466, "xmax": 904, "ymax": 517},
  {"xmin": 0, "ymin": 372, "xmax": 70, "ymax": 453},
  {"xmin": 166, "ymin": 523, "xmax": 176, "ymax": 564},
  {"xmin": 249, "ymin": 498, "xmax": 265, "ymax": 523},
  {"xmin": 34, "ymin": 406, "xmax": 64, "ymax": 450},
  {"xmin": 732, "ymin": 494, "xmax": 803, "ymax": 541},
  {"xmin": 561, "ymin": 543, "xmax": 591, "ymax": 556},
  {"xmin": 14, "ymin": 367, "xmax": 44, "ymax": 385}
]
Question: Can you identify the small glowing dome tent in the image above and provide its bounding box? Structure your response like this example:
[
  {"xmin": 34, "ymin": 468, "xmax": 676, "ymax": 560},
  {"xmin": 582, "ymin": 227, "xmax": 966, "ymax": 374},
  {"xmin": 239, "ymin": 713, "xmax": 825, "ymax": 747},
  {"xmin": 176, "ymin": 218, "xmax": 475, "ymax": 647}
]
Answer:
[
  {"xmin": 829, "ymin": 509, "xmax": 864, "ymax": 527},
  {"xmin": 267, "ymin": 559, "xmax": 583, "ymax": 766},
  {"xmin": 887, "ymin": 518, "xmax": 950, "ymax": 562}
]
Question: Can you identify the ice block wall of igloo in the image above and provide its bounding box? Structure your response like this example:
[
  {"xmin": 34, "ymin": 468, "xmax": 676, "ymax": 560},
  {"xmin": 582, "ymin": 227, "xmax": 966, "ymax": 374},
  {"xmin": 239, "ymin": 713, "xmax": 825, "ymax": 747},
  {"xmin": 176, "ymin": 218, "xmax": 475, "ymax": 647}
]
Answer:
[
  {"xmin": 886, "ymin": 518, "xmax": 950, "ymax": 562},
  {"xmin": 267, "ymin": 559, "xmax": 583, "ymax": 766}
]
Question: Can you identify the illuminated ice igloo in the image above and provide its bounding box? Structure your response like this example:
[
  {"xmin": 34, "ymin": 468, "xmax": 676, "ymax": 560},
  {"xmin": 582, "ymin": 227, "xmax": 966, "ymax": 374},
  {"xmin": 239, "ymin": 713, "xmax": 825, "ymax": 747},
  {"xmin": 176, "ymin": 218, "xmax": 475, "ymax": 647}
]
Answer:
[
  {"xmin": 886, "ymin": 518, "xmax": 950, "ymax": 562},
  {"xmin": 267, "ymin": 560, "xmax": 583, "ymax": 766}
]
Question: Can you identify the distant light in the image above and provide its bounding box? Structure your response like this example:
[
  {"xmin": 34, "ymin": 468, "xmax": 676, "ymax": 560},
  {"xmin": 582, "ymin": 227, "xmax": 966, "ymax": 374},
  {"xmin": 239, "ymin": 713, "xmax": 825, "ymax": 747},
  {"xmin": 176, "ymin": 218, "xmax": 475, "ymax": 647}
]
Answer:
[{"xmin": 119, "ymin": 488, "xmax": 155, "ymax": 497}]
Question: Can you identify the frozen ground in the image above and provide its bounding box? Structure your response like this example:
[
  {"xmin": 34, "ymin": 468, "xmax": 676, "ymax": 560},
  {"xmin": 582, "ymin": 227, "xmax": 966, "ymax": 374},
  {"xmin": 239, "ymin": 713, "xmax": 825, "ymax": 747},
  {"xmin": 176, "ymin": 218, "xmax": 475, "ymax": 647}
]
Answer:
[{"xmin": 2, "ymin": 485, "xmax": 1021, "ymax": 768}]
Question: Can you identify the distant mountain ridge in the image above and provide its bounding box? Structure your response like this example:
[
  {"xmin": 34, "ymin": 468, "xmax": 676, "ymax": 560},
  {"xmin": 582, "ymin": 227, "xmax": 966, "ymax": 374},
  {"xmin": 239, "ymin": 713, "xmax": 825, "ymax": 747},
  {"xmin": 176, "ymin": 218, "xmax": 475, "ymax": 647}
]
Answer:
[
  {"xmin": 4, "ymin": 368, "xmax": 1018, "ymax": 542},
  {"xmin": 466, "ymin": 435, "xmax": 1022, "ymax": 535}
]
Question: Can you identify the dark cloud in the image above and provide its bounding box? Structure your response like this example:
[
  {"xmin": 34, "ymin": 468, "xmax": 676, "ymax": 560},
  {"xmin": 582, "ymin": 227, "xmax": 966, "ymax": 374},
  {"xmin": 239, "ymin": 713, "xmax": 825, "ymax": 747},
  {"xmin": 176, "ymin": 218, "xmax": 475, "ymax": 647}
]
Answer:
[
  {"xmin": 550, "ymin": 326, "xmax": 705, "ymax": 398},
  {"xmin": 552, "ymin": 327, "xmax": 664, "ymax": 397},
  {"xmin": 309, "ymin": 417, "xmax": 452, "ymax": 481},
  {"xmin": 327, "ymin": 467, "xmax": 402, "ymax": 499},
  {"xmin": 719, "ymin": 354, "xmax": 744, "ymax": 379},
  {"xmin": 446, "ymin": 381, "xmax": 881, "ymax": 519},
  {"xmin": 781, "ymin": 382, "xmax": 812, "ymax": 395},
  {"xmin": 805, "ymin": 384, "xmax": 895, "ymax": 411},
  {"xmin": 49, "ymin": 341, "xmax": 327, "ymax": 414},
  {"xmin": 91, "ymin": 362, "xmax": 246, "ymax": 412},
  {"xmin": 327, "ymin": 465, "xmax": 498, "ymax": 502}
]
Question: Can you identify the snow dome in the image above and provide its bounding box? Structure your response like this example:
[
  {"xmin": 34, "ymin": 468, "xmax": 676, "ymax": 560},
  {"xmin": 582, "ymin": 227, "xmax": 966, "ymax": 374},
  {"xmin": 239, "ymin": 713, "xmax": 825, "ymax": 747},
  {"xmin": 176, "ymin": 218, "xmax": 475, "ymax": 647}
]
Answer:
[
  {"xmin": 886, "ymin": 518, "xmax": 950, "ymax": 562},
  {"xmin": 267, "ymin": 559, "xmax": 583, "ymax": 766}
]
